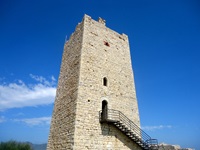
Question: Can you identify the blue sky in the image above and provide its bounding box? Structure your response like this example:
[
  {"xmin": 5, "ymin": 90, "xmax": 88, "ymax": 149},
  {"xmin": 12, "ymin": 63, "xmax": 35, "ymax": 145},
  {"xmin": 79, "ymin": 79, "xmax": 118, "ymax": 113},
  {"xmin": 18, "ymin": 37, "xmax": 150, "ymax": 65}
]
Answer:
[{"xmin": 0, "ymin": 0, "xmax": 200, "ymax": 149}]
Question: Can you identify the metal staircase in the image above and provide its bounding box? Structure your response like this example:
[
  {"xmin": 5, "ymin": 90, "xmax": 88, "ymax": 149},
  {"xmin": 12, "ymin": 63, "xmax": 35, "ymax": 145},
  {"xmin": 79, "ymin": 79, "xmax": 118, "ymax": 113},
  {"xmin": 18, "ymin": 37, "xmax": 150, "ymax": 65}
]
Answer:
[{"xmin": 99, "ymin": 109, "xmax": 158, "ymax": 150}]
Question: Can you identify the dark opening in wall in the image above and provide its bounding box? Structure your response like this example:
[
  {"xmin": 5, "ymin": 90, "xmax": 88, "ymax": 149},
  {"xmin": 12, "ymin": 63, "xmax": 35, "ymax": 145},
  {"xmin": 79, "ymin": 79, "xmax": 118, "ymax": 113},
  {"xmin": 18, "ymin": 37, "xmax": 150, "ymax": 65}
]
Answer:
[
  {"xmin": 103, "ymin": 77, "xmax": 107, "ymax": 86},
  {"xmin": 102, "ymin": 100, "xmax": 108, "ymax": 120},
  {"xmin": 104, "ymin": 41, "xmax": 110, "ymax": 47}
]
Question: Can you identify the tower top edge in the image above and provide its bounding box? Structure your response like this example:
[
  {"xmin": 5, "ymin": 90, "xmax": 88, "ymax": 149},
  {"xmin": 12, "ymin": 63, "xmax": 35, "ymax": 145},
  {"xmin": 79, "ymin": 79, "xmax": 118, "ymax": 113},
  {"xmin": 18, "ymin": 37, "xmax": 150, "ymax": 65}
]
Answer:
[
  {"xmin": 82, "ymin": 14, "xmax": 127, "ymax": 37},
  {"xmin": 83, "ymin": 14, "xmax": 105, "ymax": 25}
]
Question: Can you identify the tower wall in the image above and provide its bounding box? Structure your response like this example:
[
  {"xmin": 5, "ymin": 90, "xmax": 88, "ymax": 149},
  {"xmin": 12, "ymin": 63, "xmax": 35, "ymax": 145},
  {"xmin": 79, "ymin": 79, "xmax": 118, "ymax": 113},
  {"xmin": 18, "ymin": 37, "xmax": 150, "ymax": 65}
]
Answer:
[
  {"xmin": 47, "ymin": 21, "xmax": 84, "ymax": 149},
  {"xmin": 47, "ymin": 15, "xmax": 141, "ymax": 150}
]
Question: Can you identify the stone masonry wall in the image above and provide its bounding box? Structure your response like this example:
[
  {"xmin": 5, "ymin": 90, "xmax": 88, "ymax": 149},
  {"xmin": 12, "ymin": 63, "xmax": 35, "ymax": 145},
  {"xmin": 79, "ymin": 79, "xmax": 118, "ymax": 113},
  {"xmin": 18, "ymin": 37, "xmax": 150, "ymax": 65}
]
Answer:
[
  {"xmin": 47, "ymin": 21, "xmax": 84, "ymax": 149},
  {"xmin": 47, "ymin": 14, "xmax": 142, "ymax": 150},
  {"xmin": 73, "ymin": 15, "xmax": 141, "ymax": 149}
]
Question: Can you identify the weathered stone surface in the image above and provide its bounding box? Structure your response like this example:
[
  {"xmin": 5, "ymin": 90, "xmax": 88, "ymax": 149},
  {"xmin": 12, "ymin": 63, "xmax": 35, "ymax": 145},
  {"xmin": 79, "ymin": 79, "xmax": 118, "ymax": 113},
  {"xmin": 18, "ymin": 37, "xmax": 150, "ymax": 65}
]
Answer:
[
  {"xmin": 158, "ymin": 143, "xmax": 194, "ymax": 150},
  {"xmin": 47, "ymin": 14, "xmax": 141, "ymax": 150}
]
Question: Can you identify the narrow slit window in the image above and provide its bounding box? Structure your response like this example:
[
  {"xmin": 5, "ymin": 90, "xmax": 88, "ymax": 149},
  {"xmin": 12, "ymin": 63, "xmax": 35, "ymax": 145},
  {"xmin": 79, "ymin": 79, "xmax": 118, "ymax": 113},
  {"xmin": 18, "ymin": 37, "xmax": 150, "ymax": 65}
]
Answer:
[{"xmin": 103, "ymin": 77, "xmax": 107, "ymax": 86}]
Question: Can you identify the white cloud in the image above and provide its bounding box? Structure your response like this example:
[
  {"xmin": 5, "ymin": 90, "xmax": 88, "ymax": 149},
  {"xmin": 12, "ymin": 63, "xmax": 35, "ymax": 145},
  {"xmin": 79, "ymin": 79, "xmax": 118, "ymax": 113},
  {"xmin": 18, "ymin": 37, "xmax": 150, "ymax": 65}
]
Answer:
[
  {"xmin": 30, "ymin": 74, "xmax": 56, "ymax": 86},
  {"xmin": 142, "ymin": 125, "xmax": 172, "ymax": 131},
  {"xmin": 14, "ymin": 117, "xmax": 51, "ymax": 126},
  {"xmin": 0, "ymin": 75, "xmax": 56, "ymax": 111},
  {"xmin": 51, "ymin": 76, "xmax": 56, "ymax": 81}
]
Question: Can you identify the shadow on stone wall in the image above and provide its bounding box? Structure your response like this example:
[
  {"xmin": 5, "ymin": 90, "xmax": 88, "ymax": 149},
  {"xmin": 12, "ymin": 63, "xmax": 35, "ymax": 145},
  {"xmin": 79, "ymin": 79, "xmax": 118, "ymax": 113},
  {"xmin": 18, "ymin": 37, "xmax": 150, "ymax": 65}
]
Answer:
[{"xmin": 100, "ymin": 123, "xmax": 142, "ymax": 150}]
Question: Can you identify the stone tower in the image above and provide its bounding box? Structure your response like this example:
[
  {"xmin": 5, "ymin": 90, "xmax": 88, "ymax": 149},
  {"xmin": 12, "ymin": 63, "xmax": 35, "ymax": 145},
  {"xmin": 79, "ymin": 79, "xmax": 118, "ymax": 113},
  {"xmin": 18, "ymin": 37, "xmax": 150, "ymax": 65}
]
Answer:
[{"xmin": 47, "ymin": 15, "xmax": 144, "ymax": 150}]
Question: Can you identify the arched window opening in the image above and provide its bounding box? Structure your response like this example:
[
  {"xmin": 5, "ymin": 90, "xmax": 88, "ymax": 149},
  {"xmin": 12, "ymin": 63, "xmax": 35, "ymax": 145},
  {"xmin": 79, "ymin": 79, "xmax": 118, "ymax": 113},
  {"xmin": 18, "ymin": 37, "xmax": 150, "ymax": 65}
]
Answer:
[
  {"xmin": 103, "ymin": 77, "xmax": 107, "ymax": 86},
  {"xmin": 102, "ymin": 100, "xmax": 108, "ymax": 121}
]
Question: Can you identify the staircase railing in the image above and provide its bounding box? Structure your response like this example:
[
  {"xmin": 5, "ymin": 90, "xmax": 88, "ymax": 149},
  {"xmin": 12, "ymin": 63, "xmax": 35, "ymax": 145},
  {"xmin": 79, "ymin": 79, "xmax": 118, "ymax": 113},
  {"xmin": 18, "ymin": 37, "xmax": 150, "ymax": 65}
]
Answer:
[{"xmin": 99, "ymin": 109, "xmax": 158, "ymax": 149}]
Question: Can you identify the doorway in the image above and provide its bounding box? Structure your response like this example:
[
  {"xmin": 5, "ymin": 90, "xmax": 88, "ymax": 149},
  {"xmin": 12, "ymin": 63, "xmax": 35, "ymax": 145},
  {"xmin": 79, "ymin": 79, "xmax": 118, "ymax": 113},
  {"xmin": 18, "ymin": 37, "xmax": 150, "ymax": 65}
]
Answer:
[{"xmin": 102, "ymin": 100, "xmax": 108, "ymax": 121}]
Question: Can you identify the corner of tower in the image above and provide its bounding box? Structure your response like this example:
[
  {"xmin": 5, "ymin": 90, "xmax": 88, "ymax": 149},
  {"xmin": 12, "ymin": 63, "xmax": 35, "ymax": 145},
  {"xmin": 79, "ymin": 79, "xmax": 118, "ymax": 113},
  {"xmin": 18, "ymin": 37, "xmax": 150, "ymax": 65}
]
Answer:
[
  {"xmin": 122, "ymin": 33, "xmax": 128, "ymax": 38},
  {"xmin": 82, "ymin": 14, "xmax": 92, "ymax": 22}
]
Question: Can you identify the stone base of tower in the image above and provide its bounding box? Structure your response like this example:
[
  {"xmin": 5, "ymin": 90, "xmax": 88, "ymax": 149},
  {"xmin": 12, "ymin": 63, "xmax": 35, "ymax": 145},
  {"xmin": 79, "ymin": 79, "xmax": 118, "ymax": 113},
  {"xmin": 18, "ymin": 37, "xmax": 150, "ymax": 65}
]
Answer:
[{"xmin": 73, "ymin": 123, "xmax": 142, "ymax": 150}]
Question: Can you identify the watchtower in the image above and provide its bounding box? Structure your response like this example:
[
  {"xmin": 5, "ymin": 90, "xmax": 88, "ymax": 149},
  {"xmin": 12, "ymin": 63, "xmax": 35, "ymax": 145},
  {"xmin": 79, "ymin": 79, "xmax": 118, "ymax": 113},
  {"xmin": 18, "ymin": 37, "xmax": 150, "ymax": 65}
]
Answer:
[{"xmin": 47, "ymin": 15, "xmax": 158, "ymax": 150}]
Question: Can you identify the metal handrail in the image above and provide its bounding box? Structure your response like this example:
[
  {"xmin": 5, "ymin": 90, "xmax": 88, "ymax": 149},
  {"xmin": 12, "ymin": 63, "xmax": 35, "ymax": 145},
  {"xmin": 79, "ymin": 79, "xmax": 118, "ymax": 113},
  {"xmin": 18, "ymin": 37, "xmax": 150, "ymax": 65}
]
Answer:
[{"xmin": 99, "ymin": 109, "xmax": 158, "ymax": 149}]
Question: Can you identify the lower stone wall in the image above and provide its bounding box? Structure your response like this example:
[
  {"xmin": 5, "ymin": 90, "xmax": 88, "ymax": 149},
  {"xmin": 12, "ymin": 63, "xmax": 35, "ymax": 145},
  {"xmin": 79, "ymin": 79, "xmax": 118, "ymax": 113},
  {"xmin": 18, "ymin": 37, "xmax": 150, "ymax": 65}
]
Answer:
[{"xmin": 73, "ymin": 123, "xmax": 142, "ymax": 150}]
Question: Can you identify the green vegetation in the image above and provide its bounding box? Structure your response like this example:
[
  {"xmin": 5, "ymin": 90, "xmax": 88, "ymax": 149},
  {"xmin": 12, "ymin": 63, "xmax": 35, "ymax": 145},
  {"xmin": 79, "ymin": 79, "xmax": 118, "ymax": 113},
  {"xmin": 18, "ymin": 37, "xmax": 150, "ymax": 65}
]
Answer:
[{"xmin": 0, "ymin": 141, "xmax": 32, "ymax": 150}]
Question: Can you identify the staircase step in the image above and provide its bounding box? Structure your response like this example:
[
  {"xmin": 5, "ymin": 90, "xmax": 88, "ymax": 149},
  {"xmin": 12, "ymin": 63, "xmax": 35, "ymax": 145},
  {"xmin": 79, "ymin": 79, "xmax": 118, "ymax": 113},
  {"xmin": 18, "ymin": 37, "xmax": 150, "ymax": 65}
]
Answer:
[
  {"xmin": 131, "ymin": 136, "xmax": 136, "ymax": 140},
  {"xmin": 117, "ymin": 124, "xmax": 125, "ymax": 127},
  {"xmin": 126, "ymin": 132, "xmax": 131, "ymax": 136},
  {"xmin": 114, "ymin": 121, "xmax": 120, "ymax": 124},
  {"xmin": 118, "ymin": 126, "xmax": 125, "ymax": 129},
  {"xmin": 114, "ymin": 123, "xmax": 122, "ymax": 126},
  {"xmin": 119, "ymin": 128, "xmax": 126, "ymax": 131},
  {"xmin": 139, "ymin": 143, "xmax": 144, "ymax": 147}
]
